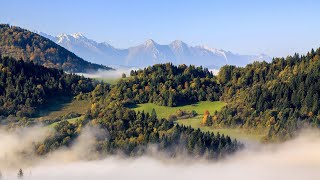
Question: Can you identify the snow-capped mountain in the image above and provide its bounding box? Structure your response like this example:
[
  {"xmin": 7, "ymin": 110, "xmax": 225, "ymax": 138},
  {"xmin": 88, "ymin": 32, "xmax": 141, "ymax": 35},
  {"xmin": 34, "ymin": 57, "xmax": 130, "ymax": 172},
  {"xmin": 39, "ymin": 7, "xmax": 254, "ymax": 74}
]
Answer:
[{"xmin": 40, "ymin": 32, "xmax": 271, "ymax": 68}]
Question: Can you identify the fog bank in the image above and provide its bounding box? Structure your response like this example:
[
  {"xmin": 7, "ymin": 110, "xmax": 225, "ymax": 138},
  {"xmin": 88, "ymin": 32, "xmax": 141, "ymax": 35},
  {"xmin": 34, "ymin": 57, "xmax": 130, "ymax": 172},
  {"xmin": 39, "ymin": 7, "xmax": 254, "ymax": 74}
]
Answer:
[
  {"xmin": 0, "ymin": 128, "xmax": 320, "ymax": 180},
  {"xmin": 78, "ymin": 66, "xmax": 139, "ymax": 79}
]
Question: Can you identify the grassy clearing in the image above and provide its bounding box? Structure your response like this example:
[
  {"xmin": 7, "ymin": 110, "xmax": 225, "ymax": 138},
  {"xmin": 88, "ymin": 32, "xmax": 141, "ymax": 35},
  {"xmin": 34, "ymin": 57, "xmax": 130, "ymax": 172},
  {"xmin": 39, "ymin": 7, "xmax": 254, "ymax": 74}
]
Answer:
[
  {"xmin": 130, "ymin": 101, "xmax": 265, "ymax": 141},
  {"xmin": 34, "ymin": 97, "xmax": 91, "ymax": 121},
  {"xmin": 175, "ymin": 118, "xmax": 266, "ymax": 141},
  {"xmin": 130, "ymin": 101, "xmax": 226, "ymax": 119},
  {"xmin": 94, "ymin": 77, "xmax": 120, "ymax": 85},
  {"xmin": 47, "ymin": 116, "xmax": 83, "ymax": 128}
]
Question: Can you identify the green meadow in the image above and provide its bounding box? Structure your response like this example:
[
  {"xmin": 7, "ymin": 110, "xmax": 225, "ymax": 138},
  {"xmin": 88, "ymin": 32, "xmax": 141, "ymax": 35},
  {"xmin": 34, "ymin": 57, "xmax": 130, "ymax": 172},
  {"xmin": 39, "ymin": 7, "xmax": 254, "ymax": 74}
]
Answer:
[
  {"xmin": 94, "ymin": 77, "xmax": 120, "ymax": 85},
  {"xmin": 130, "ymin": 101, "xmax": 265, "ymax": 141},
  {"xmin": 175, "ymin": 117, "xmax": 266, "ymax": 141},
  {"xmin": 130, "ymin": 101, "xmax": 226, "ymax": 119}
]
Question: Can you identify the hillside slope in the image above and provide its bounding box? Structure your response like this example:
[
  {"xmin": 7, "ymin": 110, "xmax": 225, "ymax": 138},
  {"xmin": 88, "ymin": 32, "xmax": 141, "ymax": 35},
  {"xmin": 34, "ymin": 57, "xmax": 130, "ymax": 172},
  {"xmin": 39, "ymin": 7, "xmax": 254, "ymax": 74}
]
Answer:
[
  {"xmin": 215, "ymin": 48, "xmax": 320, "ymax": 141},
  {"xmin": 0, "ymin": 24, "xmax": 112, "ymax": 73},
  {"xmin": 0, "ymin": 56, "xmax": 95, "ymax": 117}
]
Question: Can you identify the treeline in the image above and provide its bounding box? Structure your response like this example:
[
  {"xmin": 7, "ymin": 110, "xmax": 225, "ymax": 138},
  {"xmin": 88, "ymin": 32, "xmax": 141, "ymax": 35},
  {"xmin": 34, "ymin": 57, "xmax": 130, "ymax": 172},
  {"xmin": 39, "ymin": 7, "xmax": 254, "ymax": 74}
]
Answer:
[
  {"xmin": 214, "ymin": 48, "xmax": 320, "ymax": 140},
  {"xmin": 112, "ymin": 63, "xmax": 221, "ymax": 106},
  {"xmin": 0, "ymin": 24, "xmax": 111, "ymax": 72},
  {"xmin": 0, "ymin": 56, "xmax": 95, "ymax": 117}
]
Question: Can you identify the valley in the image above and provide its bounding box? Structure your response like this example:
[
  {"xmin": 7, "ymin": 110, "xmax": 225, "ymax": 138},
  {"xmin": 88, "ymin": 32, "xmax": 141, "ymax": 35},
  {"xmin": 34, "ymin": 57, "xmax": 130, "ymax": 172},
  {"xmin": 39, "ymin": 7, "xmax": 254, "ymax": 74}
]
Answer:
[{"xmin": 1, "ymin": 2, "xmax": 320, "ymax": 178}]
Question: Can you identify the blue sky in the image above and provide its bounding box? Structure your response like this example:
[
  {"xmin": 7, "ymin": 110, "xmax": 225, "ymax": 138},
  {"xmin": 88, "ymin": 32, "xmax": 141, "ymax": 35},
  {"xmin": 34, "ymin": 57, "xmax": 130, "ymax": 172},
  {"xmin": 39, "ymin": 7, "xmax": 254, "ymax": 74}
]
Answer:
[{"xmin": 1, "ymin": 0, "xmax": 320, "ymax": 57}]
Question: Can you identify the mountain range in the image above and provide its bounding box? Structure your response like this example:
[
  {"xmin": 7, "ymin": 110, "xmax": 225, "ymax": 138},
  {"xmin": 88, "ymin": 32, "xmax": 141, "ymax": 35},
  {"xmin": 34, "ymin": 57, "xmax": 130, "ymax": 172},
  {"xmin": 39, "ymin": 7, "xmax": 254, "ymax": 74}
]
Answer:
[{"xmin": 40, "ymin": 32, "xmax": 272, "ymax": 68}]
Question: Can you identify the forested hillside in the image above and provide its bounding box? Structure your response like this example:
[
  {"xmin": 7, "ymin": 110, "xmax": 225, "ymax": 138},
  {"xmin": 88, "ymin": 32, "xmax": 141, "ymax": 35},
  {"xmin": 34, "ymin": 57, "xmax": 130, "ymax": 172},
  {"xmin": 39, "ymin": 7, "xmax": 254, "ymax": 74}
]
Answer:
[
  {"xmin": 214, "ymin": 48, "xmax": 320, "ymax": 141},
  {"xmin": 0, "ymin": 56, "xmax": 241, "ymax": 158},
  {"xmin": 38, "ymin": 107, "xmax": 240, "ymax": 158},
  {"xmin": 7, "ymin": 46, "xmax": 320, "ymax": 156},
  {"xmin": 44, "ymin": 64, "xmax": 239, "ymax": 158},
  {"xmin": 111, "ymin": 63, "xmax": 221, "ymax": 106},
  {"xmin": 0, "ymin": 56, "xmax": 95, "ymax": 117},
  {"xmin": 0, "ymin": 24, "xmax": 111, "ymax": 72}
]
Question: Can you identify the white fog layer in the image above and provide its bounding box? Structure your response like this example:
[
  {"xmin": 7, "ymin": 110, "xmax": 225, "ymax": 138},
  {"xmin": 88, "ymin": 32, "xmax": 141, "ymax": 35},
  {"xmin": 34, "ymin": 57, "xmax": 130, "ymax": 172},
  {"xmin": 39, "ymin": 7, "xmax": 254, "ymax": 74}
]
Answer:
[
  {"xmin": 77, "ymin": 67, "xmax": 139, "ymax": 79},
  {"xmin": 0, "ymin": 128, "xmax": 320, "ymax": 180}
]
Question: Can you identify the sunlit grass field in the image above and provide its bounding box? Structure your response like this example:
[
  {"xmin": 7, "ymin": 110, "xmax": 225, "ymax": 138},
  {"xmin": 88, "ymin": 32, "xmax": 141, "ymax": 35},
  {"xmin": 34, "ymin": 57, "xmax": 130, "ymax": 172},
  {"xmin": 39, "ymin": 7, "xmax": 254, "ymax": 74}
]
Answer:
[
  {"xmin": 94, "ymin": 77, "xmax": 120, "ymax": 85},
  {"xmin": 38, "ymin": 98, "xmax": 265, "ymax": 141},
  {"xmin": 130, "ymin": 101, "xmax": 226, "ymax": 119},
  {"xmin": 47, "ymin": 116, "xmax": 84, "ymax": 128},
  {"xmin": 175, "ymin": 117, "xmax": 265, "ymax": 141},
  {"xmin": 130, "ymin": 101, "xmax": 265, "ymax": 141},
  {"xmin": 34, "ymin": 97, "xmax": 91, "ymax": 121}
]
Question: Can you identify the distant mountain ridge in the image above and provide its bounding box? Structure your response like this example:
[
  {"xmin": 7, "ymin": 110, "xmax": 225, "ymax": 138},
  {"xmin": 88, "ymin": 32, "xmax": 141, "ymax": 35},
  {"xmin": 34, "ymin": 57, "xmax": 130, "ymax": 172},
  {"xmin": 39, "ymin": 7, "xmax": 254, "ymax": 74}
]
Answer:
[
  {"xmin": 40, "ymin": 32, "xmax": 272, "ymax": 68},
  {"xmin": 0, "ymin": 24, "xmax": 112, "ymax": 73}
]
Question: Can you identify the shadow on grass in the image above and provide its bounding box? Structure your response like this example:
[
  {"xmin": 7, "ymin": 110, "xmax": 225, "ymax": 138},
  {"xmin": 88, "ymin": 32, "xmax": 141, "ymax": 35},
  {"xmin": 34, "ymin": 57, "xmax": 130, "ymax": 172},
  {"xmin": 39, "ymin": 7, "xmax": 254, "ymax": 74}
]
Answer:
[
  {"xmin": 176, "ymin": 101, "xmax": 200, "ymax": 107},
  {"xmin": 125, "ymin": 104, "xmax": 140, "ymax": 108},
  {"xmin": 33, "ymin": 96, "xmax": 74, "ymax": 118},
  {"xmin": 127, "ymin": 101, "xmax": 200, "ymax": 109}
]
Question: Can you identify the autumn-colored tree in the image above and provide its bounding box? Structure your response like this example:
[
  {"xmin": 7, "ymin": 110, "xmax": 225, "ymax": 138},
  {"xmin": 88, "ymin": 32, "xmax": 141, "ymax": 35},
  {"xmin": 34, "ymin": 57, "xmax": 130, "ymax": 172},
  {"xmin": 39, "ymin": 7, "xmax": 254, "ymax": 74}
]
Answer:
[{"xmin": 202, "ymin": 110, "xmax": 210, "ymax": 125}]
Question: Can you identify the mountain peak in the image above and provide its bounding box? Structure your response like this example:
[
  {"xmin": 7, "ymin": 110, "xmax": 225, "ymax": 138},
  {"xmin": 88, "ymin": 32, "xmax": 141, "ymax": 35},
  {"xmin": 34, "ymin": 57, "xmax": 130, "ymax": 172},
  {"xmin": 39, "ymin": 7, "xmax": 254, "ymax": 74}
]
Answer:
[
  {"xmin": 71, "ymin": 32, "xmax": 85, "ymax": 39},
  {"xmin": 145, "ymin": 39, "xmax": 156, "ymax": 46},
  {"xmin": 171, "ymin": 40, "xmax": 183, "ymax": 44},
  {"xmin": 56, "ymin": 33, "xmax": 70, "ymax": 43},
  {"xmin": 57, "ymin": 33, "xmax": 68, "ymax": 38},
  {"xmin": 170, "ymin": 40, "xmax": 188, "ymax": 48}
]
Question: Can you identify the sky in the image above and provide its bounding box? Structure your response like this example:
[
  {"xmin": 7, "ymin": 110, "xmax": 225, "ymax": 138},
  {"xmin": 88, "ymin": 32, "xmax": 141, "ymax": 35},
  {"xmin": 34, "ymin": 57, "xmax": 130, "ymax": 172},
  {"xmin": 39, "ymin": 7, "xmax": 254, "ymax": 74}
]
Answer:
[{"xmin": 1, "ymin": 0, "xmax": 320, "ymax": 57}]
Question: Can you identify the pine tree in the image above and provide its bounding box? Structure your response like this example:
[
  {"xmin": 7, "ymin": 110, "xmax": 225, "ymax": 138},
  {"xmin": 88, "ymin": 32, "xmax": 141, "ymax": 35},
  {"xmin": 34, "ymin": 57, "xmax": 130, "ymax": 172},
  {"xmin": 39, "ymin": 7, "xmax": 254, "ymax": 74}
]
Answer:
[
  {"xmin": 17, "ymin": 168, "xmax": 23, "ymax": 179},
  {"xmin": 151, "ymin": 108, "xmax": 157, "ymax": 120}
]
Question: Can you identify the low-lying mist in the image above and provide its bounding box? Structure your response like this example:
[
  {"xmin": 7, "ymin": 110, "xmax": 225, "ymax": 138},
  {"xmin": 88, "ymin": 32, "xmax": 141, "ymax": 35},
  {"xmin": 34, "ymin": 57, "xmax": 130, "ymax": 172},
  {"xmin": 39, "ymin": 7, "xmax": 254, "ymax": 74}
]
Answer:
[
  {"xmin": 80, "ymin": 67, "xmax": 220, "ymax": 79},
  {"xmin": 0, "ymin": 127, "xmax": 320, "ymax": 180},
  {"xmin": 78, "ymin": 67, "xmax": 139, "ymax": 79}
]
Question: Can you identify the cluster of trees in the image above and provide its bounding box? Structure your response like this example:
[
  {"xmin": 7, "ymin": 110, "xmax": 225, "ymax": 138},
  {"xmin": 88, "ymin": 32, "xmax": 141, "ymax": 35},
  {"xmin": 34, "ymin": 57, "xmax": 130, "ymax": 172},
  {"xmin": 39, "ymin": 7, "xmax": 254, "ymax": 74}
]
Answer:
[
  {"xmin": 214, "ymin": 48, "xmax": 320, "ymax": 140},
  {"xmin": 111, "ymin": 63, "xmax": 221, "ymax": 106},
  {"xmin": 0, "ymin": 24, "xmax": 111, "ymax": 72},
  {"xmin": 0, "ymin": 56, "xmax": 95, "ymax": 117},
  {"xmin": 36, "ymin": 106, "xmax": 241, "ymax": 158},
  {"xmin": 84, "ymin": 107, "xmax": 242, "ymax": 158},
  {"xmin": 202, "ymin": 110, "xmax": 214, "ymax": 126},
  {"xmin": 170, "ymin": 109, "xmax": 198, "ymax": 121},
  {"xmin": 36, "ymin": 120, "xmax": 78, "ymax": 155}
]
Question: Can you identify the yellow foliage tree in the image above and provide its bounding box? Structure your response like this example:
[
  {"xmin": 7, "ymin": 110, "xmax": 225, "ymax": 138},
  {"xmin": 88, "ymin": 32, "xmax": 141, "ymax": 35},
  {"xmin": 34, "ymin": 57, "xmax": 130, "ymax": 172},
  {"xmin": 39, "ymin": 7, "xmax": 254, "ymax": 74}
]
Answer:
[{"xmin": 202, "ymin": 110, "xmax": 210, "ymax": 125}]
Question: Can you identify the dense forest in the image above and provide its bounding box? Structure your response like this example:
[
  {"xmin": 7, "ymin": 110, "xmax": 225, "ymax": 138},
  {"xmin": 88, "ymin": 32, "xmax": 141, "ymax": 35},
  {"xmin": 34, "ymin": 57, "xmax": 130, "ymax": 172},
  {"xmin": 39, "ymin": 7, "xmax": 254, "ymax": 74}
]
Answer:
[
  {"xmin": 0, "ymin": 24, "xmax": 112, "ymax": 72},
  {"xmin": 0, "ymin": 56, "xmax": 95, "ymax": 117},
  {"xmin": 49, "ymin": 80, "xmax": 238, "ymax": 158},
  {"xmin": 0, "ymin": 56, "xmax": 241, "ymax": 158},
  {"xmin": 37, "ymin": 107, "xmax": 240, "ymax": 158},
  {"xmin": 111, "ymin": 63, "xmax": 221, "ymax": 106},
  {"xmin": 214, "ymin": 48, "xmax": 320, "ymax": 141},
  {"xmin": 108, "ymin": 49, "xmax": 320, "ymax": 141}
]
